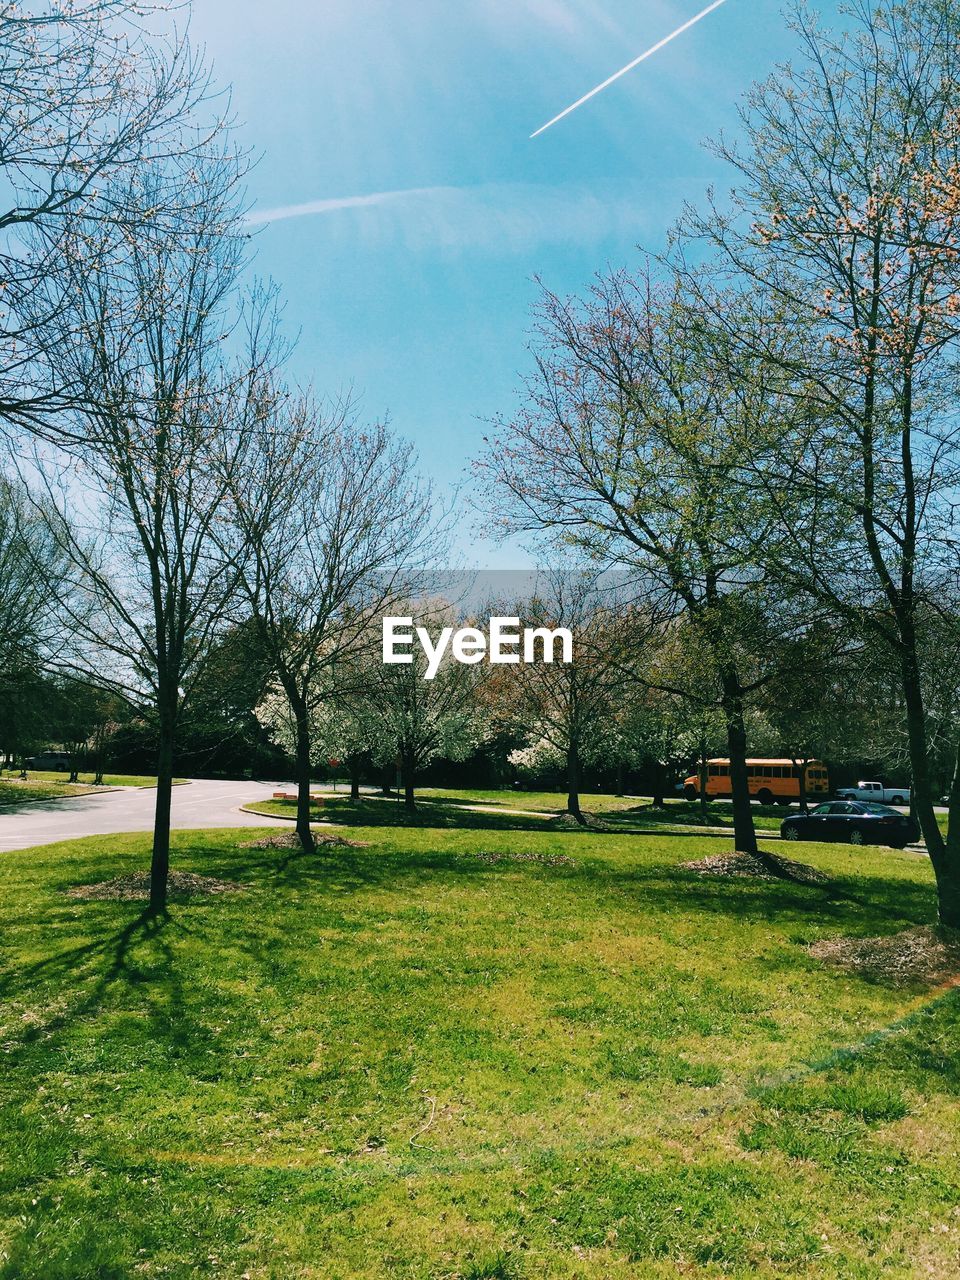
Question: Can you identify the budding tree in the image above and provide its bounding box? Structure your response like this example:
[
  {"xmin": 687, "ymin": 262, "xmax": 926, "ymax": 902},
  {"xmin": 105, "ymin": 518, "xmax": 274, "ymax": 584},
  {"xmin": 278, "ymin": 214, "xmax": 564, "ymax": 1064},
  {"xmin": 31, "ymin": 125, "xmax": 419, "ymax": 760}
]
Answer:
[
  {"xmin": 696, "ymin": 0, "xmax": 960, "ymax": 923},
  {"xmin": 257, "ymin": 676, "xmax": 379, "ymax": 803},
  {"xmin": 477, "ymin": 269, "xmax": 795, "ymax": 854},
  {"xmin": 221, "ymin": 391, "xmax": 438, "ymax": 851}
]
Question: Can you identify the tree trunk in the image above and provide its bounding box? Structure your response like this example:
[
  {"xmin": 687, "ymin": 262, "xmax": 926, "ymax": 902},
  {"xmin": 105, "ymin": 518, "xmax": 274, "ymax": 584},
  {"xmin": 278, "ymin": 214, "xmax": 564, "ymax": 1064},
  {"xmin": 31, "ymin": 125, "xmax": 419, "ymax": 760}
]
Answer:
[
  {"xmin": 698, "ymin": 740, "xmax": 709, "ymax": 819},
  {"xmin": 719, "ymin": 665, "xmax": 758, "ymax": 856},
  {"xmin": 149, "ymin": 712, "xmax": 175, "ymax": 912},
  {"xmin": 929, "ymin": 714, "xmax": 960, "ymax": 931},
  {"xmin": 796, "ymin": 759, "xmax": 809, "ymax": 814},
  {"xmin": 615, "ymin": 761, "xmax": 624, "ymax": 797},
  {"xmin": 293, "ymin": 704, "xmax": 315, "ymax": 854},
  {"xmin": 402, "ymin": 751, "xmax": 416, "ymax": 811},
  {"xmin": 567, "ymin": 741, "xmax": 586, "ymax": 824},
  {"xmin": 652, "ymin": 763, "xmax": 666, "ymax": 809},
  {"xmin": 349, "ymin": 756, "xmax": 361, "ymax": 801},
  {"xmin": 900, "ymin": 645, "xmax": 938, "ymax": 838},
  {"xmin": 898, "ymin": 642, "xmax": 960, "ymax": 927}
]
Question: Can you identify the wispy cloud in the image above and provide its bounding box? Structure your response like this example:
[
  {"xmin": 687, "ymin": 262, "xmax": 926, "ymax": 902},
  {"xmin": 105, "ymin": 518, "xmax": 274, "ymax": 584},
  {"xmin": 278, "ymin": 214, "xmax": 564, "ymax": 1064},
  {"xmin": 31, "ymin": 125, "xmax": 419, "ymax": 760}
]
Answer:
[
  {"xmin": 244, "ymin": 187, "xmax": 438, "ymax": 227},
  {"xmin": 245, "ymin": 182, "xmax": 652, "ymax": 254}
]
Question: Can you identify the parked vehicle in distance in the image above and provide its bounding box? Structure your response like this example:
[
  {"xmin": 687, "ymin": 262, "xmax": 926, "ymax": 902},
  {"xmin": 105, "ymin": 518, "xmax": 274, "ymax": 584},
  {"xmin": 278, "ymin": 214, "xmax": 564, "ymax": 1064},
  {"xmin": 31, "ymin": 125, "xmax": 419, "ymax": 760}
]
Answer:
[
  {"xmin": 23, "ymin": 751, "xmax": 71, "ymax": 771},
  {"xmin": 835, "ymin": 780, "xmax": 910, "ymax": 805},
  {"xmin": 781, "ymin": 801, "xmax": 919, "ymax": 848},
  {"xmin": 683, "ymin": 758, "xmax": 830, "ymax": 806}
]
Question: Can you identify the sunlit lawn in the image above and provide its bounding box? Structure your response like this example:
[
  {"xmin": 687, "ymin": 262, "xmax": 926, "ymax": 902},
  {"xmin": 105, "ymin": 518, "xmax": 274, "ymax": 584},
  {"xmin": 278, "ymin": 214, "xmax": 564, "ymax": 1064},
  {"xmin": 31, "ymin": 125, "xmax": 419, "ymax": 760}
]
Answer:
[
  {"xmin": 252, "ymin": 789, "xmax": 788, "ymax": 833},
  {"xmin": 0, "ymin": 777, "xmax": 97, "ymax": 805},
  {"xmin": 0, "ymin": 772, "xmax": 187, "ymax": 806},
  {"xmin": 441, "ymin": 788, "xmax": 935, "ymax": 839},
  {"xmin": 12, "ymin": 771, "xmax": 187, "ymax": 788},
  {"xmin": 414, "ymin": 788, "xmax": 642, "ymax": 813},
  {"xmin": 1, "ymin": 812, "xmax": 957, "ymax": 1278}
]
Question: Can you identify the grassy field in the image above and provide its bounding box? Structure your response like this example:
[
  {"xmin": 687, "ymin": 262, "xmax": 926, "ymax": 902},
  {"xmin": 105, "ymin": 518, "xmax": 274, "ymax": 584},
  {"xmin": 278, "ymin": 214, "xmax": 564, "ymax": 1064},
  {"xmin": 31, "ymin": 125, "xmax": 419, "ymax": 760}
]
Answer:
[
  {"xmin": 11, "ymin": 770, "xmax": 187, "ymax": 788},
  {"xmin": 0, "ymin": 777, "xmax": 97, "ymax": 805},
  {"xmin": 0, "ymin": 772, "xmax": 185, "ymax": 806},
  {"xmin": 249, "ymin": 790, "xmax": 789, "ymax": 833},
  {"xmin": 1, "ymin": 808, "xmax": 958, "ymax": 1279},
  {"xmin": 256, "ymin": 788, "xmax": 947, "ymax": 849},
  {"xmin": 384, "ymin": 787, "xmax": 939, "ymax": 837},
  {"xmin": 414, "ymin": 788, "xmax": 644, "ymax": 814}
]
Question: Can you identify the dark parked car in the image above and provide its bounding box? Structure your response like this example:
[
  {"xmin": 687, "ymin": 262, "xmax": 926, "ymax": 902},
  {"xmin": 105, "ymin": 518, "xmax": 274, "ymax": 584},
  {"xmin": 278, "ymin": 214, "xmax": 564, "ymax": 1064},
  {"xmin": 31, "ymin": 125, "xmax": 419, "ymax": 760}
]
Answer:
[
  {"xmin": 24, "ymin": 751, "xmax": 72, "ymax": 771},
  {"xmin": 780, "ymin": 801, "xmax": 919, "ymax": 848}
]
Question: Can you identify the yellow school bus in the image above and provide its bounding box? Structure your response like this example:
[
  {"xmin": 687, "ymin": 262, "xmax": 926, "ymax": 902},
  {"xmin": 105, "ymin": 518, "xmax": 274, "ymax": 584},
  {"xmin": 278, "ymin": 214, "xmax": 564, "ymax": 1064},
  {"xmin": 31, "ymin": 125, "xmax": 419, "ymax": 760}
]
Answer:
[{"xmin": 683, "ymin": 758, "xmax": 829, "ymax": 806}]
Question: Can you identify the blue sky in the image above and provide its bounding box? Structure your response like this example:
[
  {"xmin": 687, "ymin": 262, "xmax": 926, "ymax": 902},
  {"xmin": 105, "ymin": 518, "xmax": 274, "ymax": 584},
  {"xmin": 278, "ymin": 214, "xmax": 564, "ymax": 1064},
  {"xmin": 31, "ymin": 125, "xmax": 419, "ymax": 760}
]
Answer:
[{"xmin": 191, "ymin": 1, "xmax": 834, "ymax": 565}]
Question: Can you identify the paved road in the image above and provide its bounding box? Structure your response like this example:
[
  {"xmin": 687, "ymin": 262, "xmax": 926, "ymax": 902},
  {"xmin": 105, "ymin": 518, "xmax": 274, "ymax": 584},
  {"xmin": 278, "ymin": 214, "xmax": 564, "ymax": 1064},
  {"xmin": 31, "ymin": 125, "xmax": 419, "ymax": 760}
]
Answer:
[
  {"xmin": 0, "ymin": 779, "xmax": 290, "ymax": 853},
  {"xmin": 1, "ymin": 783, "xmax": 935, "ymax": 856}
]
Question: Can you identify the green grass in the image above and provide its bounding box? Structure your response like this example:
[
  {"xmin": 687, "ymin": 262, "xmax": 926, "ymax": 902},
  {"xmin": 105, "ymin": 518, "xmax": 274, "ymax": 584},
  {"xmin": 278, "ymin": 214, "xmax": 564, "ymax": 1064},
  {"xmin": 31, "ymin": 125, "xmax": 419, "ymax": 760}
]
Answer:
[
  {"xmin": 14, "ymin": 770, "xmax": 188, "ymax": 788},
  {"xmin": 0, "ymin": 771, "xmax": 187, "ymax": 806},
  {"xmin": 248, "ymin": 790, "xmax": 790, "ymax": 834},
  {"xmin": 260, "ymin": 787, "xmax": 860, "ymax": 837},
  {"xmin": 414, "ymin": 788, "xmax": 642, "ymax": 814},
  {"xmin": 1, "ymin": 815, "xmax": 958, "ymax": 1278},
  {"xmin": 414, "ymin": 786, "xmax": 937, "ymax": 836},
  {"xmin": 422, "ymin": 788, "xmax": 920, "ymax": 835},
  {"xmin": 612, "ymin": 798, "xmax": 788, "ymax": 832},
  {"xmin": 0, "ymin": 778, "xmax": 97, "ymax": 805},
  {"xmin": 248, "ymin": 794, "xmax": 557, "ymax": 832}
]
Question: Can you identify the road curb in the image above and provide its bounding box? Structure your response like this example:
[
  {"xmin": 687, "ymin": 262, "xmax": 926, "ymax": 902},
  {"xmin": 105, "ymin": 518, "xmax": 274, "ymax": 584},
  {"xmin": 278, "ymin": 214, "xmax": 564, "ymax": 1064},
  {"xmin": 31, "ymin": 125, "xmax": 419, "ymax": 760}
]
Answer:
[
  {"xmin": 0, "ymin": 786, "xmax": 124, "ymax": 809},
  {"xmin": 237, "ymin": 804, "xmax": 334, "ymax": 826}
]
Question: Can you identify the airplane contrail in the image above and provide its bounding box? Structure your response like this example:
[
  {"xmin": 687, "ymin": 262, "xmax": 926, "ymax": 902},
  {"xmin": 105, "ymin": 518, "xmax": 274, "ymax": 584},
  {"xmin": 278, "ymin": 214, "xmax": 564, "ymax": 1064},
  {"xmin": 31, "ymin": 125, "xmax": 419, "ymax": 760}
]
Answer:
[
  {"xmin": 244, "ymin": 187, "xmax": 437, "ymax": 227},
  {"xmin": 530, "ymin": 0, "xmax": 731, "ymax": 138}
]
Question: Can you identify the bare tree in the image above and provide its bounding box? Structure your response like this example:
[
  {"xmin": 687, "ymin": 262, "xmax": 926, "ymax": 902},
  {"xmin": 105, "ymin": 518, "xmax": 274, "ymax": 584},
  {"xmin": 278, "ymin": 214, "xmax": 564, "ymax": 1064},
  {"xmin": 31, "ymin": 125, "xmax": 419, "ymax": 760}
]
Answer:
[
  {"xmin": 0, "ymin": 471, "xmax": 66, "ymax": 763},
  {"xmin": 1, "ymin": 0, "xmax": 234, "ymax": 435},
  {"xmin": 221, "ymin": 391, "xmax": 439, "ymax": 851},
  {"xmin": 28, "ymin": 154, "xmax": 250, "ymax": 911},
  {"xmin": 0, "ymin": 472, "xmax": 62, "ymax": 667}
]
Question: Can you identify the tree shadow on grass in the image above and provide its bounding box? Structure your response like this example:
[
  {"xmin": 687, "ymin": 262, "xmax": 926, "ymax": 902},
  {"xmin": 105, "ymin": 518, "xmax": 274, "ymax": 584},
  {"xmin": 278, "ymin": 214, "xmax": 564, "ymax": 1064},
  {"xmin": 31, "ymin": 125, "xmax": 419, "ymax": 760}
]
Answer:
[
  {"xmin": 261, "ymin": 796, "xmax": 561, "ymax": 834},
  {"xmin": 0, "ymin": 905, "xmax": 196, "ymax": 1068},
  {"xmin": 3, "ymin": 825, "xmax": 933, "ymax": 1034},
  {"xmin": 199, "ymin": 829, "xmax": 937, "ymax": 943},
  {"xmin": 260, "ymin": 796, "xmax": 773, "ymax": 841},
  {"xmin": 616, "ymin": 869, "xmax": 936, "ymax": 936}
]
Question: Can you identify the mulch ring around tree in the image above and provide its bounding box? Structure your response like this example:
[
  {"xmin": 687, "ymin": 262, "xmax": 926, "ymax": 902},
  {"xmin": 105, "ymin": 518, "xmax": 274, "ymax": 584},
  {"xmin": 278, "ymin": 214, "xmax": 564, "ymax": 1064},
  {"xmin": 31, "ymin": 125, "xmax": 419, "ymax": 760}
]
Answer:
[
  {"xmin": 240, "ymin": 832, "xmax": 370, "ymax": 850},
  {"xmin": 550, "ymin": 812, "xmax": 614, "ymax": 831},
  {"xmin": 680, "ymin": 849, "xmax": 829, "ymax": 886},
  {"xmin": 67, "ymin": 871, "xmax": 243, "ymax": 901},
  {"xmin": 807, "ymin": 926, "xmax": 960, "ymax": 987}
]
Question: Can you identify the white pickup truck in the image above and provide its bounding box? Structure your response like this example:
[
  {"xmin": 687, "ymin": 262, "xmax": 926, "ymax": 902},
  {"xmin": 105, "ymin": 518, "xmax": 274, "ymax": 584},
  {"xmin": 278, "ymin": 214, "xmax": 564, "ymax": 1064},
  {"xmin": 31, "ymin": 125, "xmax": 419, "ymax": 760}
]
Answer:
[{"xmin": 835, "ymin": 780, "xmax": 911, "ymax": 805}]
